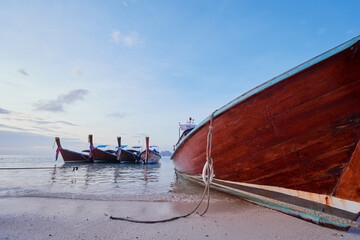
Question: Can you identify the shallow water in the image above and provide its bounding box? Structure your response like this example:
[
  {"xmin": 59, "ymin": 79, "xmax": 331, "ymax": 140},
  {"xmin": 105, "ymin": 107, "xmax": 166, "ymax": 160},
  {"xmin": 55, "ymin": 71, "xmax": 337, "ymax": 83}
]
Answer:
[{"xmin": 0, "ymin": 155, "xmax": 236, "ymax": 202}]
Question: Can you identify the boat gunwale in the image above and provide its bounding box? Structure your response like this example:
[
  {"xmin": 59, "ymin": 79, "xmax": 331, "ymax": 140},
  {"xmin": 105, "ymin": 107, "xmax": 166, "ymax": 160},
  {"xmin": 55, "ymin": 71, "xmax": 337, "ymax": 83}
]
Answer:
[{"xmin": 171, "ymin": 35, "xmax": 360, "ymax": 159}]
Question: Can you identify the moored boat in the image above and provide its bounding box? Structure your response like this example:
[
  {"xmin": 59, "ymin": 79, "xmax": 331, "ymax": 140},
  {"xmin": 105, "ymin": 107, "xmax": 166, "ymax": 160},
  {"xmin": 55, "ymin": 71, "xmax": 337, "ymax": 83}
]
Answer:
[
  {"xmin": 54, "ymin": 137, "xmax": 92, "ymax": 163},
  {"xmin": 89, "ymin": 134, "xmax": 118, "ymax": 163},
  {"xmin": 116, "ymin": 137, "xmax": 140, "ymax": 163},
  {"xmin": 139, "ymin": 137, "xmax": 161, "ymax": 164},
  {"xmin": 171, "ymin": 36, "xmax": 360, "ymax": 230}
]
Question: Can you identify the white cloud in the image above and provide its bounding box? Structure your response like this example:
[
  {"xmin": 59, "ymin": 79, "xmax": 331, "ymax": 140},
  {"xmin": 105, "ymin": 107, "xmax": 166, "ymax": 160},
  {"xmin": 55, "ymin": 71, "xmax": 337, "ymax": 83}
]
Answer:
[
  {"xmin": 111, "ymin": 30, "xmax": 142, "ymax": 47},
  {"xmin": 111, "ymin": 30, "xmax": 121, "ymax": 44},
  {"xmin": 73, "ymin": 67, "xmax": 83, "ymax": 76},
  {"xmin": 107, "ymin": 112, "xmax": 127, "ymax": 118},
  {"xmin": 122, "ymin": 1, "xmax": 128, "ymax": 7}
]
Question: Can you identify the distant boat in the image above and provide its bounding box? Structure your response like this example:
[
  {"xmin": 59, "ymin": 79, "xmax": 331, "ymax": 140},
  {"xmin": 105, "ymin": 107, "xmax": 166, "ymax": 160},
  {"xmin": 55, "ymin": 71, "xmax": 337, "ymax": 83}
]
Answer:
[
  {"xmin": 54, "ymin": 137, "xmax": 92, "ymax": 163},
  {"xmin": 139, "ymin": 137, "xmax": 161, "ymax": 164},
  {"xmin": 171, "ymin": 36, "xmax": 360, "ymax": 230},
  {"xmin": 116, "ymin": 137, "xmax": 140, "ymax": 163},
  {"xmin": 89, "ymin": 134, "xmax": 118, "ymax": 163}
]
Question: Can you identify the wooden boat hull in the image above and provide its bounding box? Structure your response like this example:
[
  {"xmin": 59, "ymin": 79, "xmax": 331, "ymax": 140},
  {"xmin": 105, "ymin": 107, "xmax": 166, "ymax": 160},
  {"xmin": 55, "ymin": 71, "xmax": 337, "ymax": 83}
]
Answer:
[
  {"xmin": 92, "ymin": 148, "xmax": 118, "ymax": 163},
  {"xmin": 88, "ymin": 134, "xmax": 118, "ymax": 163},
  {"xmin": 139, "ymin": 150, "xmax": 161, "ymax": 164},
  {"xmin": 59, "ymin": 149, "xmax": 92, "ymax": 163},
  {"xmin": 171, "ymin": 37, "xmax": 360, "ymax": 229},
  {"xmin": 55, "ymin": 137, "xmax": 92, "ymax": 163},
  {"xmin": 117, "ymin": 149, "xmax": 140, "ymax": 163}
]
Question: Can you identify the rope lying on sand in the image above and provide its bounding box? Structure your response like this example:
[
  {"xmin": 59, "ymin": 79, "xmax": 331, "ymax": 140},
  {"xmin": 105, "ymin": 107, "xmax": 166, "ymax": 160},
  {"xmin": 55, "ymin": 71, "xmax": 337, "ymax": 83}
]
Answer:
[
  {"xmin": 110, "ymin": 111, "xmax": 217, "ymax": 224},
  {"xmin": 110, "ymin": 179, "xmax": 210, "ymax": 223}
]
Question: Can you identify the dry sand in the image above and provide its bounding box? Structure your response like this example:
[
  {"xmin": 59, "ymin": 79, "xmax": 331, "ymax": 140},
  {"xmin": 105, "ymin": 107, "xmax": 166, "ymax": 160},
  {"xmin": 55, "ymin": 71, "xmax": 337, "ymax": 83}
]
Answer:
[{"xmin": 0, "ymin": 197, "xmax": 359, "ymax": 240}]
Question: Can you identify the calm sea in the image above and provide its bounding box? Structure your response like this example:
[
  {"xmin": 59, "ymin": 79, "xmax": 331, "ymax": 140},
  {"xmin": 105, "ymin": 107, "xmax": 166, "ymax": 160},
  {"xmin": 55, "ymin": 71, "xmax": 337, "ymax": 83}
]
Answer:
[{"xmin": 0, "ymin": 155, "xmax": 234, "ymax": 202}]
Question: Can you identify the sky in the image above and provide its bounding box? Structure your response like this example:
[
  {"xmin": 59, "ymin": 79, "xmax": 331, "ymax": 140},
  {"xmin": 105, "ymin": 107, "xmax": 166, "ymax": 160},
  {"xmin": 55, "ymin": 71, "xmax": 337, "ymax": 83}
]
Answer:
[{"xmin": 0, "ymin": 0, "xmax": 359, "ymax": 155}]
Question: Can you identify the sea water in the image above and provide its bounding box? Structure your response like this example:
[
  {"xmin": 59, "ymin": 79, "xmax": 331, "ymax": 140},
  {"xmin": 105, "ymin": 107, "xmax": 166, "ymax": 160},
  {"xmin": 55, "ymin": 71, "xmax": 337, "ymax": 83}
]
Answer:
[{"xmin": 0, "ymin": 155, "xmax": 234, "ymax": 202}]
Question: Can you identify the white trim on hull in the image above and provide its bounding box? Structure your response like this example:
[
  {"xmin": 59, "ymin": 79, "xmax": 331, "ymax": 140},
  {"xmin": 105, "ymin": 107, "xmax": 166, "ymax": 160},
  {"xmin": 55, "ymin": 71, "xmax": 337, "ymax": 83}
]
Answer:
[{"xmin": 177, "ymin": 170, "xmax": 360, "ymax": 230}]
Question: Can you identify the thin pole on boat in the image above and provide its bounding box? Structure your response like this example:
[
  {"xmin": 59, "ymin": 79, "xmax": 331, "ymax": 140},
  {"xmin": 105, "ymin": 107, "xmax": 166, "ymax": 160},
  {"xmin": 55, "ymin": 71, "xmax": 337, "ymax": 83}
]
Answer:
[
  {"xmin": 88, "ymin": 134, "xmax": 94, "ymax": 158},
  {"xmin": 54, "ymin": 137, "xmax": 62, "ymax": 161},
  {"xmin": 145, "ymin": 137, "xmax": 149, "ymax": 164},
  {"xmin": 117, "ymin": 137, "xmax": 121, "ymax": 162}
]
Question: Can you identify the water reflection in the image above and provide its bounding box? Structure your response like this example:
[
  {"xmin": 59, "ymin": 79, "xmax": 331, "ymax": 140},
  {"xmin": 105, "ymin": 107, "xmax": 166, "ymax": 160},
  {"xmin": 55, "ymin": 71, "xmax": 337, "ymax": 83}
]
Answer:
[
  {"xmin": 53, "ymin": 163, "xmax": 160, "ymax": 187},
  {"xmin": 0, "ymin": 156, "xmax": 234, "ymax": 202}
]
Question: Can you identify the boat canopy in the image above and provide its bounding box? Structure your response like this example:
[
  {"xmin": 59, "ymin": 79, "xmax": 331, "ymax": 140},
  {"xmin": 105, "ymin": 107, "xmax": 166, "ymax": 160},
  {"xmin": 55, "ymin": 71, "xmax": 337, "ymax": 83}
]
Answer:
[
  {"xmin": 179, "ymin": 124, "xmax": 196, "ymax": 131},
  {"xmin": 116, "ymin": 145, "xmax": 128, "ymax": 149},
  {"xmin": 132, "ymin": 146, "xmax": 141, "ymax": 149},
  {"xmin": 96, "ymin": 145, "xmax": 108, "ymax": 148}
]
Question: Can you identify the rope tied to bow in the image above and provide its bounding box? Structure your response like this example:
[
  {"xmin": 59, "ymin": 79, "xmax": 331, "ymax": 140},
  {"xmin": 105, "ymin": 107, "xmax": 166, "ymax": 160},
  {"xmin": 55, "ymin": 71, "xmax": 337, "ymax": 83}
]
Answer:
[{"xmin": 200, "ymin": 110, "xmax": 216, "ymax": 216}]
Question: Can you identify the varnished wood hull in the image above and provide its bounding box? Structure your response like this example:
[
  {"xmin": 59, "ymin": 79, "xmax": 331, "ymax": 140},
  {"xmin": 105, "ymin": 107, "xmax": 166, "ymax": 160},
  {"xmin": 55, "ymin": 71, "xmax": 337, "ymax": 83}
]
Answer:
[
  {"xmin": 59, "ymin": 149, "xmax": 92, "ymax": 163},
  {"xmin": 55, "ymin": 137, "xmax": 92, "ymax": 163},
  {"xmin": 117, "ymin": 149, "xmax": 140, "ymax": 163},
  {"xmin": 171, "ymin": 36, "xmax": 360, "ymax": 229},
  {"xmin": 92, "ymin": 149, "xmax": 118, "ymax": 163},
  {"xmin": 88, "ymin": 134, "xmax": 118, "ymax": 163}
]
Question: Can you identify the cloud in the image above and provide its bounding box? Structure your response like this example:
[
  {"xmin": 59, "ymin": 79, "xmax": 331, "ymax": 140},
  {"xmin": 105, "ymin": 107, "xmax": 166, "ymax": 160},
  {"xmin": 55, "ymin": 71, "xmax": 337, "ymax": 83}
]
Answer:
[
  {"xmin": 2, "ymin": 115, "xmax": 76, "ymax": 126},
  {"xmin": 73, "ymin": 67, "xmax": 83, "ymax": 76},
  {"xmin": 0, "ymin": 130, "xmax": 53, "ymax": 154},
  {"xmin": 18, "ymin": 68, "xmax": 30, "ymax": 76},
  {"xmin": 111, "ymin": 30, "xmax": 142, "ymax": 47},
  {"xmin": 56, "ymin": 120, "xmax": 77, "ymax": 126},
  {"xmin": 0, "ymin": 123, "xmax": 28, "ymax": 131},
  {"xmin": 122, "ymin": 1, "xmax": 128, "ymax": 6},
  {"xmin": 33, "ymin": 89, "xmax": 89, "ymax": 112},
  {"xmin": 0, "ymin": 130, "xmax": 85, "ymax": 154},
  {"xmin": 132, "ymin": 133, "xmax": 148, "ymax": 137},
  {"xmin": 107, "ymin": 112, "xmax": 126, "ymax": 118},
  {"xmin": 111, "ymin": 30, "xmax": 121, "ymax": 44},
  {"xmin": 0, "ymin": 107, "xmax": 10, "ymax": 114}
]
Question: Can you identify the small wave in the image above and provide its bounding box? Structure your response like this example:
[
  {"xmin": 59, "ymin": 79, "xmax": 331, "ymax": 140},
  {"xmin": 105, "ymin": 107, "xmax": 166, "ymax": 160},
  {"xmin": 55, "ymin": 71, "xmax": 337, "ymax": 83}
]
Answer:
[{"xmin": 0, "ymin": 188, "xmax": 240, "ymax": 203}]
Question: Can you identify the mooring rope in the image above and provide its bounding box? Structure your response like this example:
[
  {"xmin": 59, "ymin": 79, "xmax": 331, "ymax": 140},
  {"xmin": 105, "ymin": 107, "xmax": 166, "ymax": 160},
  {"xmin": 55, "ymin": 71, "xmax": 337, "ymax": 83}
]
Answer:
[
  {"xmin": 0, "ymin": 167, "xmax": 58, "ymax": 170},
  {"xmin": 110, "ymin": 111, "xmax": 217, "ymax": 223},
  {"xmin": 0, "ymin": 166, "xmax": 79, "ymax": 170},
  {"xmin": 200, "ymin": 110, "xmax": 216, "ymax": 216}
]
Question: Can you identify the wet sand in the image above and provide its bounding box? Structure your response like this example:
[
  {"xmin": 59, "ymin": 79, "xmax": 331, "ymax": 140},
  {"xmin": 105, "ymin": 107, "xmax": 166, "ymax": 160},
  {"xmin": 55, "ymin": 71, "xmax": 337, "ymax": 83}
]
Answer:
[{"xmin": 0, "ymin": 197, "xmax": 359, "ymax": 240}]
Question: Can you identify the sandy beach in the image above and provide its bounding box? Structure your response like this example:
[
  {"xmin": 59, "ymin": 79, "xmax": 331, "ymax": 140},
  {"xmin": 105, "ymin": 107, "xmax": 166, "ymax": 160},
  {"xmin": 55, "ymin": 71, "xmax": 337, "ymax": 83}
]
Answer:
[{"xmin": 0, "ymin": 197, "xmax": 359, "ymax": 240}]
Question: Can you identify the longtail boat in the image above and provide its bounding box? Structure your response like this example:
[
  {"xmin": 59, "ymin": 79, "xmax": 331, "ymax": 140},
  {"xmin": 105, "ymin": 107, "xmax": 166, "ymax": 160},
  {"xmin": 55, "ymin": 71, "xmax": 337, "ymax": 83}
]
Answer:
[
  {"xmin": 139, "ymin": 137, "xmax": 161, "ymax": 164},
  {"xmin": 89, "ymin": 134, "xmax": 118, "ymax": 163},
  {"xmin": 54, "ymin": 137, "xmax": 92, "ymax": 163},
  {"xmin": 171, "ymin": 36, "xmax": 360, "ymax": 230},
  {"xmin": 116, "ymin": 137, "xmax": 140, "ymax": 163}
]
